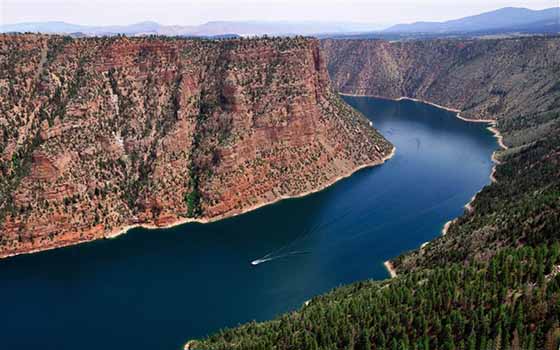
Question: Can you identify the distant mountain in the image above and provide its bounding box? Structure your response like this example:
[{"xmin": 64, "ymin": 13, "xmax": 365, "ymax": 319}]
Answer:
[
  {"xmin": 385, "ymin": 7, "xmax": 559, "ymax": 34},
  {"xmin": 0, "ymin": 21, "xmax": 187, "ymax": 36},
  {"xmin": 0, "ymin": 21, "xmax": 88, "ymax": 34},
  {"xmin": 5, "ymin": 7, "xmax": 556, "ymax": 38},
  {"xmin": 0, "ymin": 20, "xmax": 383, "ymax": 37},
  {"xmin": 186, "ymin": 21, "xmax": 384, "ymax": 36}
]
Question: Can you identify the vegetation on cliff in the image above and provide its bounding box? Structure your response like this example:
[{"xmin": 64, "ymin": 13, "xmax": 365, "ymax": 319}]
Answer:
[{"xmin": 0, "ymin": 34, "xmax": 392, "ymax": 257}]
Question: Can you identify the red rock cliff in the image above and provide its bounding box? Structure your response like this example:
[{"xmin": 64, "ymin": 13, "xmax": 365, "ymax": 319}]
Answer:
[{"xmin": 0, "ymin": 34, "xmax": 392, "ymax": 257}]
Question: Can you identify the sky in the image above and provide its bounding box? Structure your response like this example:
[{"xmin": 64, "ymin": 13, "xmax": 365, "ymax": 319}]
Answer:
[{"xmin": 1, "ymin": 0, "xmax": 558, "ymax": 27}]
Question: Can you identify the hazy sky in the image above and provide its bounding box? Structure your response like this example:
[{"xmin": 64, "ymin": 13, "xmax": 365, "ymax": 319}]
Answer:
[{"xmin": 1, "ymin": 0, "xmax": 557, "ymax": 26}]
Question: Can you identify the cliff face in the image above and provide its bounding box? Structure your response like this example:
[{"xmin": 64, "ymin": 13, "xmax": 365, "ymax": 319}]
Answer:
[
  {"xmin": 321, "ymin": 37, "xmax": 560, "ymax": 129},
  {"xmin": 0, "ymin": 34, "xmax": 392, "ymax": 257}
]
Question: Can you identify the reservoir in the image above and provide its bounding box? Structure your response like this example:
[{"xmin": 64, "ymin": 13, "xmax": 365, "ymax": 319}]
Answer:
[{"xmin": 0, "ymin": 97, "xmax": 498, "ymax": 349}]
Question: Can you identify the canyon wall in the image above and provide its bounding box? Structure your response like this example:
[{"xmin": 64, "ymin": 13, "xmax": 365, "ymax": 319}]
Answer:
[
  {"xmin": 321, "ymin": 37, "xmax": 560, "ymax": 139},
  {"xmin": 0, "ymin": 34, "xmax": 392, "ymax": 257}
]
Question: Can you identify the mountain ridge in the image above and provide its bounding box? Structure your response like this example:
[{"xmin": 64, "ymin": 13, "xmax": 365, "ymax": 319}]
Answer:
[
  {"xmin": 4, "ymin": 7, "xmax": 558, "ymax": 38},
  {"xmin": 385, "ymin": 7, "xmax": 559, "ymax": 33},
  {"xmin": 0, "ymin": 20, "xmax": 384, "ymax": 37}
]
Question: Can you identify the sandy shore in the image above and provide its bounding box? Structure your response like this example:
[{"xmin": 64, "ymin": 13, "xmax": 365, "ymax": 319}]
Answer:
[
  {"xmin": 0, "ymin": 237, "xmax": 99, "ymax": 260},
  {"xmin": 1, "ymin": 146, "xmax": 396, "ymax": 260},
  {"xmin": 462, "ymin": 128, "xmax": 507, "ymax": 213},
  {"xmin": 487, "ymin": 126, "xmax": 507, "ymax": 150},
  {"xmin": 490, "ymin": 153, "xmax": 500, "ymax": 182},
  {"xmin": 384, "ymin": 260, "xmax": 397, "ymax": 278},
  {"xmin": 464, "ymin": 193, "xmax": 477, "ymax": 213},
  {"xmin": 461, "ymin": 127, "xmax": 507, "ymax": 213},
  {"xmin": 487, "ymin": 126, "xmax": 508, "ymax": 183},
  {"xmin": 441, "ymin": 219, "xmax": 456, "ymax": 236}
]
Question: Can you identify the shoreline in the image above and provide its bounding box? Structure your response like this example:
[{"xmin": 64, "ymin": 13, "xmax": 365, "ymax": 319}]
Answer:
[
  {"xmin": 343, "ymin": 93, "xmax": 508, "ymax": 279},
  {"xmin": 384, "ymin": 260, "xmax": 397, "ymax": 278},
  {"xmin": 489, "ymin": 151, "xmax": 502, "ymax": 183},
  {"xmin": 7, "ymin": 94, "xmax": 509, "ymax": 282},
  {"xmin": 1, "ymin": 146, "xmax": 396, "ymax": 260},
  {"xmin": 441, "ymin": 219, "xmax": 456, "ymax": 236}
]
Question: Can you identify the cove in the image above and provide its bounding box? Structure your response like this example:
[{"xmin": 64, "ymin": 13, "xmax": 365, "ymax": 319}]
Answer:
[{"xmin": 0, "ymin": 97, "xmax": 498, "ymax": 350}]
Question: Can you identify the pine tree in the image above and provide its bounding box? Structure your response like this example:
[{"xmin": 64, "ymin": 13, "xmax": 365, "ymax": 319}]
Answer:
[{"xmin": 467, "ymin": 330, "xmax": 477, "ymax": 350}]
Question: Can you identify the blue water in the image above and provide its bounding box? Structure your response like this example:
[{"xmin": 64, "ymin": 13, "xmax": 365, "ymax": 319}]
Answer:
[{"xmin": 0, "ymin": 97, "xmax": 497, "ymax": 349}]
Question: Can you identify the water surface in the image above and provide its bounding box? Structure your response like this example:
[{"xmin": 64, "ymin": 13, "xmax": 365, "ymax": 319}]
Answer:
[{"xmin": 0, "ymin": 97, "xmax": 497, "ymax": 349}]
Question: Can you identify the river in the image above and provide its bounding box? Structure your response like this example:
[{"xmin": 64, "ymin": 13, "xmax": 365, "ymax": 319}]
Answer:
[{"xmin": 0, "ymin": 96, "xmax": 498, "ymax": 349}]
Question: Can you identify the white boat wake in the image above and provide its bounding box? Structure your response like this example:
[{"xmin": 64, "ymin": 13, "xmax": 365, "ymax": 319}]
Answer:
[
  {"xmin": 249, "ymin": 196, "xmax": 402, "ymax": 267},
  {"xmin": 251, "ymin": 251, "xmax": 309, "ymax": 266},
  {"xmin": 251, "ymin": 258, "xmax": 273, "ymax": 266}
]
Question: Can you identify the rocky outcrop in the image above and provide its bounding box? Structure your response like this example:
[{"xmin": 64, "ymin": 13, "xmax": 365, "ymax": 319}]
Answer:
[{"xmin": 0, "ymin": 34, "xmax": 392, "ymax": 257}]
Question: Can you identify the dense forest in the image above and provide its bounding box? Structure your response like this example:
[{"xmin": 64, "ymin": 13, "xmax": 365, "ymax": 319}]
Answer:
[
  {"xmin": 191, "ymin": 38, "xmax": 560, "ymax": 350},
  {"xmin": 192, "ymin": 245, "xmax": 560, "ymax": 350}
]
